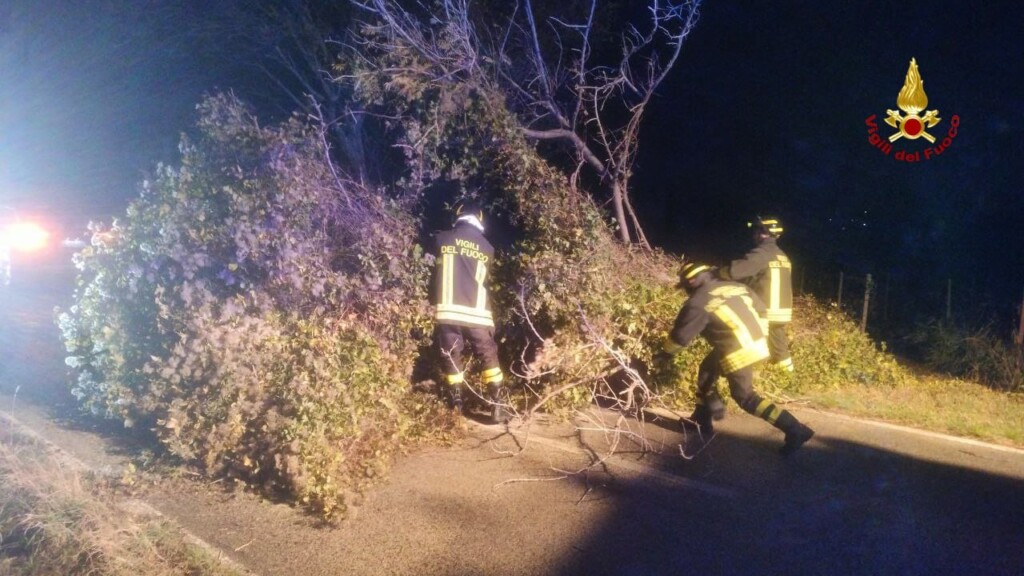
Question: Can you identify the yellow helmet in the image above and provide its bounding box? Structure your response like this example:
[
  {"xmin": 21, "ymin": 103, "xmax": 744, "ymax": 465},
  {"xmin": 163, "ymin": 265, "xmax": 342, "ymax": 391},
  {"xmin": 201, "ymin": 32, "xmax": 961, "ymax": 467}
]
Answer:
[
  {"xmin": 677, "ymin": 261, "xmax": 713, "ymax": 290},
  {"xmin": 680, "ymin": 261, "xmax": 712, "ymax": 281},
  {"xmin": 453, "ymin": 199, "xmax": 485, "ymax": 225},
  {"xmin": 748, "ymin": 216, "xmax": 783, "ymax": 237}
]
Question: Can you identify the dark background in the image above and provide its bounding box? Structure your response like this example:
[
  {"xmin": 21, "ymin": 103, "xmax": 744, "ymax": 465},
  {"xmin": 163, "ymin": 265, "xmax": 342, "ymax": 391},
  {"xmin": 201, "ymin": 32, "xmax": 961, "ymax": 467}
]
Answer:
[
  {"xmin": 633, "ymin": 1, "xmax": 1024, "ymax": 331},
  {"xmin": 2, "ymin": 1, "xmax": 1022, "ymax": 329}
]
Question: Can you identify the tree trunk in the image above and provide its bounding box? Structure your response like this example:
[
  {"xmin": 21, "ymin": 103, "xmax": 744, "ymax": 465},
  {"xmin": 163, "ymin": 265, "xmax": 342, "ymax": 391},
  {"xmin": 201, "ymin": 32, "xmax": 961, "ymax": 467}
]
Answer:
[{"xmin": 610, "ymin": 180, "xmax": 631, "ymax": 244}]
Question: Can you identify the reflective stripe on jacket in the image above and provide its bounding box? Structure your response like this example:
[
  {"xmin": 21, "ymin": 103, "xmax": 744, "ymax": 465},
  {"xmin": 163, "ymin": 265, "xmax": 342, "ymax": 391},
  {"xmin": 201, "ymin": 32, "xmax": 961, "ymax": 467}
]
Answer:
[
  {"xmin": 722, "ymin": 238, "xmax": 792, "ymax": 323},
  {"xmin": 432, "ymin": 223, "xmax": 495, "ymax": 328},
  {"xmin": 667, "ymin": 280, "xmax": 770, "ymax": 374}
]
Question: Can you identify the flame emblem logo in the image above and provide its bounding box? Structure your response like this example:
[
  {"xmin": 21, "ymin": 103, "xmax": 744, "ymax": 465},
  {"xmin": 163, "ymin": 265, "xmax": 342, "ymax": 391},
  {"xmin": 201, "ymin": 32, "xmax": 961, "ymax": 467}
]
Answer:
[{"xmin": 884, "ymin": 58, "xmax": 941, "ymax": 142}]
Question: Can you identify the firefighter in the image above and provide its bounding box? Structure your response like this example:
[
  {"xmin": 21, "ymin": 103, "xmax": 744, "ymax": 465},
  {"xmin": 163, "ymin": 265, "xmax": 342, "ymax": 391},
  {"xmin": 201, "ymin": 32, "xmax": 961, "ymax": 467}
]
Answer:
[
  {"xmin": 662, "ymin": 261, "xmax": 814, "ymax": 456},
  {"xmin": 719, "ymin": 216, "xmax": 794, "ymax": 372},
  {"xmin": 430, "ymin": 200, "xmax": 510, "ymax": 424}
]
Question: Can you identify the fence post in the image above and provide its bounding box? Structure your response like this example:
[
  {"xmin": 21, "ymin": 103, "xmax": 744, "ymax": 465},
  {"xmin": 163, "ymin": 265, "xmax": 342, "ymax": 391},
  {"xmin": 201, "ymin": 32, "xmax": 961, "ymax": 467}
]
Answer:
[
  {"xmin": 861, "ymin": 273, "xmax": 872, "ymax": 333},
  {"xmin": 837, "ymin": 271, "xmax": 844, "ymax": 308},
  {"xmin": 883, "ymin": 272, "xmax": 890, "ymax": 324},
  {"xmin": 1016, "ymin": 286, "xmax": 1024, "ymax": 346},
  {"xmin": 946, "ymin": 278, "xmax": 952, "ymax": 321}
]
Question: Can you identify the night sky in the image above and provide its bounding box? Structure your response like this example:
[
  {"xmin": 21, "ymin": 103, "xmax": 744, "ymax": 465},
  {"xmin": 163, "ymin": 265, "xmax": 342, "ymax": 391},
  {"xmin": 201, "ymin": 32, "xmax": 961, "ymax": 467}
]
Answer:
[
  {"xmin": 635, "ymin": 0, "xmax": 1024, "ymax": 314},
  {"xmin": 2, "ymin": 1, "xmax": 1023, "ymax": 316}
]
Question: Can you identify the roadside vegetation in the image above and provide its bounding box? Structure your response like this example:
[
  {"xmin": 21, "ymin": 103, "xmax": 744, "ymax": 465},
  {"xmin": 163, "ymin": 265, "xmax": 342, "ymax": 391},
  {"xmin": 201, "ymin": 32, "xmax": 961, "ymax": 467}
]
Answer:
[
  {"xmin": 54, "ymin": 0, "xmax": 1024, "ymax": 524},
  {"xmin": 762, "ymin": 297, "xmax": 1024, "ymax": 448},
  {"xmin": 0, "ymin": 429, "xmax": 243, "ymax": 576},
  {"xmin": 906, "ymin": 320, "xmax": 1024, "ymax": 393}
]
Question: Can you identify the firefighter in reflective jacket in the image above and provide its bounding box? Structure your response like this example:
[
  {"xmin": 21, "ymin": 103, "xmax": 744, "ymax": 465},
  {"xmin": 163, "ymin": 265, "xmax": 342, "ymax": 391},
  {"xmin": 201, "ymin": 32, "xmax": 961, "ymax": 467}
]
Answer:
[
  {"xmin": 719, "ymin": 216, "xmax": 794, "ymax": 372},
  {"xmin": 431, "ymin": 200, "xmax": 509, "ymax": 424},
  {"xmin": 663, "ymin": 262, "xmax": 814, "ymax": 456}
]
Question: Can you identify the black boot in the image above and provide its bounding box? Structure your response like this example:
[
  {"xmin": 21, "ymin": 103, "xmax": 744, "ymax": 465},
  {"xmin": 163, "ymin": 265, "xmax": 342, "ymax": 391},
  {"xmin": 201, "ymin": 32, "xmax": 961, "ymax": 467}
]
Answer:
[
  {"xmin": 445, "ymin": 384, "xmax": 464, "ymax": 413},
  {"xmin": 487, "ymin": 383, "xmax": 511, "ymax": 424},
  {"xmin": 774, "ymin": 411, "xmax": 814, "ymax": 457},
  {"xmin": 704, "ymin": 392, "xmax": 727, "ymax": 421},
  {"xmin": 680, "ymin": 403, "xmax": 715, "ymax": 435},
  {"xmin": 780, "ymin": 422, "xmax": 814, "ymax": 456}
]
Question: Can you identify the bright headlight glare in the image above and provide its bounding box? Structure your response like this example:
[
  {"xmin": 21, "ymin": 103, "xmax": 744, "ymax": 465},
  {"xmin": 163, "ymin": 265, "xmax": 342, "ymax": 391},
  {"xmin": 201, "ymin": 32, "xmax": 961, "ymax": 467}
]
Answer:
[{"xmin": 3, "ymin": 221, "xmax": 50, "ymax": 252}]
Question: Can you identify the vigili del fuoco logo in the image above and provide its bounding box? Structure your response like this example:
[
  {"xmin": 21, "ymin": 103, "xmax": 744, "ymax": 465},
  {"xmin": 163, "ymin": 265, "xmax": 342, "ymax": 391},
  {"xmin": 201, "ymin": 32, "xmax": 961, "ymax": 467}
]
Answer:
[{"xmin": 865, "ymin": 58, "xmax": 959, "ymax": 162}]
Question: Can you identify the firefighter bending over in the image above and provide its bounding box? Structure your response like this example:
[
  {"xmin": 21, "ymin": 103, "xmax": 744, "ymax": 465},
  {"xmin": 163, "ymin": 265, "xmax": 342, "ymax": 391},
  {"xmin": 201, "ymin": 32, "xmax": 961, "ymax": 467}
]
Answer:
[
  {"xmin": 662, "ymin": 262, "xmax": 814, "ymax": 456},
  {"xmin": 431, "ymin": 200, "xmax": 510, "ymax": 424},
  {"xmin": 719, "ymin": 215, "xmax": 794, "ymax": 372}
]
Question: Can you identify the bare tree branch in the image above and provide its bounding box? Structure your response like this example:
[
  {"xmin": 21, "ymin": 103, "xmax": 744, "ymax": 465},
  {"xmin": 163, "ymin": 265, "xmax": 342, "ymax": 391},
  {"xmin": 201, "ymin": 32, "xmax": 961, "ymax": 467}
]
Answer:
[{"xmin": 351, "ymin": 0, "xmax": 702, "ymax": 246}]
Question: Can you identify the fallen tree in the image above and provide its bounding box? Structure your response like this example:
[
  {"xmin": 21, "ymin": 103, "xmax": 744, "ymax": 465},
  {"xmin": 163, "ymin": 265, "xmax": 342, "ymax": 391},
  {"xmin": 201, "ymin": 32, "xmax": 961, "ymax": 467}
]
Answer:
[{"xmin": 58, "ymin": 4, "xmax": 909, "ymax": 519}]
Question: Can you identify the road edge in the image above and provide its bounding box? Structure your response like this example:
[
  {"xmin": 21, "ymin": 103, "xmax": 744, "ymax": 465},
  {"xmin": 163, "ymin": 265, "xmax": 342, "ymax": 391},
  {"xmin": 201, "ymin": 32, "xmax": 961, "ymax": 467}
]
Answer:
[{"xmin": 0, "ymin": 410, "xmax": 260, "ymax": 576}]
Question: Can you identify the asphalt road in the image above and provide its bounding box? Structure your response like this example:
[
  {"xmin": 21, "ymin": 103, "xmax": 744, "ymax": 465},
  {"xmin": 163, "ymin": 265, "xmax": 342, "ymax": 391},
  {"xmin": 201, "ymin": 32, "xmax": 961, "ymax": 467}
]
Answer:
[{"xmin": 3, "ymin": 264, "xmax": 1024, "ymax": 576}]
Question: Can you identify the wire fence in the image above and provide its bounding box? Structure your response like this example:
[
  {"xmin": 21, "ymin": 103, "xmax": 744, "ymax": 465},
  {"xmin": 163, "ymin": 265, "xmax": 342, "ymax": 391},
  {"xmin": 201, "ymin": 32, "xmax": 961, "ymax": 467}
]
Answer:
[{"xmin": 795, "ymin": 266, "xmax": 1024, "ymax": 347}]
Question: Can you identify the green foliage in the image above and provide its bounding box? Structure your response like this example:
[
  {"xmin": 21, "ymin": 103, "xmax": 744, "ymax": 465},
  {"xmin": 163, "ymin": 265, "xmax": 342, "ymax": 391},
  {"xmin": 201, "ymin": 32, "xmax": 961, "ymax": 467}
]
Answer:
[
  {"xmin": 58, "ymin": 13, "xmax": 958, "ymax": 524},
  {"xmin": 351, "ymin": 25, "xmax": 686, "ymax": 409},
  {"xmin": 644, "ymin": 294, "xmax": 914, "ymax": 411},
  {"xmin": 759, "ymin": 295, "xmax": 910, "ymax": 395},
  {"xmin": 355, "ymin": 18, "xmax": 917, "ymax": 415},
  {"xmin": 158, "ymin": 317, "xmax": 406, "ymax": 518},
  {"xmin": 906, "ymin": 321, "xmax": 1024, "ymax": 393},
  {"xmin": 345, "ymin": 5, "xmax": 948, "ymax": 424},
  {"xmin": 58, "ymin": 93, "xmax": 439, "ymax": 519}
]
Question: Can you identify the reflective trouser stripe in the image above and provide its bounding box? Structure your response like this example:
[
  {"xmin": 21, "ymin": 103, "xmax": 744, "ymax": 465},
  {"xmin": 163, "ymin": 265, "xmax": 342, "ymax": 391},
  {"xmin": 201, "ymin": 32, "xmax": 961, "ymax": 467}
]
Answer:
[
  {"xmin": 753, "ymin": 398, "xmax": 780, "ymax": 424},
  {"xmin": 480, "ymin": 366, "xmax": 504, "ymax": 384},
  {"xmin": 775, "ymin": 357, "xmax": 794, "ymax": 372},
  {"xmin": 446, "ymin": 372, "xmax": 465, "ymax": 386}
]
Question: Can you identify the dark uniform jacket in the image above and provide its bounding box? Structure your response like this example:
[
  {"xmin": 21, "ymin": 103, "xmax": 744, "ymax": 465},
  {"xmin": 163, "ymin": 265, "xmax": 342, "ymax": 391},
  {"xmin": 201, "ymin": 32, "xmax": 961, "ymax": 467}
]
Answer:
[
  {"xmin": 432, "ymin": 222, "xmax": 495, "ymax": 328},
  {"xmin": 667, "ymin": 280, "xmax": 770, "ymax": 374},
  {"xmin": 721, "ymin": 237, "xmax": 792, "ymax": 323}
]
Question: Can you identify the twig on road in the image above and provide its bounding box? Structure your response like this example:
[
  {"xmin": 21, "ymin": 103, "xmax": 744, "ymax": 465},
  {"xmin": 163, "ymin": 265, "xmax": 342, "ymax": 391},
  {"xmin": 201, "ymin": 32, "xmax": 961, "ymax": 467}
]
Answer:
[{"xmin": 234, "ymin": 540, "xmax": 254, "ymax": 552}]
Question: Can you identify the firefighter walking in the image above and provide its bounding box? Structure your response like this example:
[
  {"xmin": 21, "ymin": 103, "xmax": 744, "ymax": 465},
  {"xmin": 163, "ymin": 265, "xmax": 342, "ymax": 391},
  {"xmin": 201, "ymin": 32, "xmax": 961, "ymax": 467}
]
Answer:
[
  {"xmin": 719, "ymin": 216, "xmax": 794, "ymax": 372},
  {"xmin": 431, "ymin": 200, "xmax": 510, "ymax": 424},
  {"xmin": 662, "ymin": 262, "xmax": 814, "ymax": 456}
]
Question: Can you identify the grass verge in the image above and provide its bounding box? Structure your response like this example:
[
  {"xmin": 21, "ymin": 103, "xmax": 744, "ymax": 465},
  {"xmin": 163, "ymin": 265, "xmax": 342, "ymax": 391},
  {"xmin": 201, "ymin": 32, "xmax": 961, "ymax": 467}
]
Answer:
[
  {"xmin": 746, "ymin": 295, "xmax": 1024, "ymax": 450},
  {"xmin": 788, "ymin": 370, "xmax": 1024, "ymax": 449},
  {"xmin": 0, "ymin": 429, "xmax": 245, "ymax": 576}
]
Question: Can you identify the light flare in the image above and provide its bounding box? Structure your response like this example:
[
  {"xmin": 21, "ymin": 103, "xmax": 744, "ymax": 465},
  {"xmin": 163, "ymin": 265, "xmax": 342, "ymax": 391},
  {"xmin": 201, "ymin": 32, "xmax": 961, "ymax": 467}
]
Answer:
[{"xmin": 2, "ymin": 221, "xmax": 51, "ymax": 252}]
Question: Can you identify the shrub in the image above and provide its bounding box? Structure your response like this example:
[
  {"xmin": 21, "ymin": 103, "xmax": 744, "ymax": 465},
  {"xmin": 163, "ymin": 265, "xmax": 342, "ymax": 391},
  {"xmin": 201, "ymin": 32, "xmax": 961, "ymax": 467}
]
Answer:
[
  {"xmin": 761, "ymin": 295, "xmax": 910, "ymax": 394},
  {"xmin": 351, "ymin": 25, "xmax": 918, "ymax": 415},
  {"xmin": 352, "ymin": 39, "xmax": 695, "ymax": 411},
  {"xmin": 58, "ymin": 93, "xmax": 438, "ymax": 518},
  {"xmin": 906, "ymin": 321, "xmax": 1024, "ymax": 393}
]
